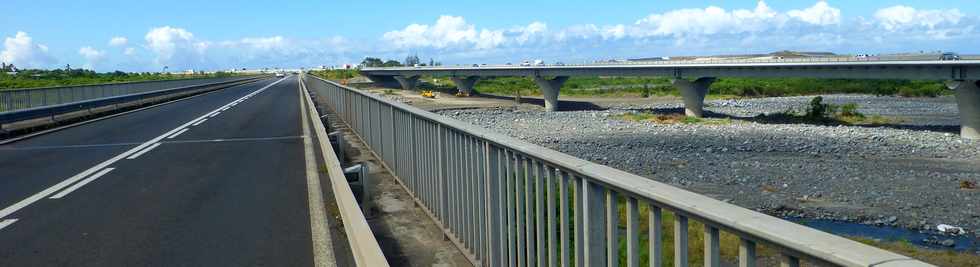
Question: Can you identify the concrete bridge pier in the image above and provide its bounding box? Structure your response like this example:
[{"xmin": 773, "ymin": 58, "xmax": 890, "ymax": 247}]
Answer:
[
  {"xmin": 672, "ymin": 77, "xmax": 716, "ymax": 117},
  {"xmin": 450, "ymin": 76, "xmax": 480, "ymax": 95},
  {"xmin": 533, "ymin": 76, "xmax": 570, "ymax": 111},
  {"xmin": 393, "ymin": 75, "xmax": 420, "ymax": 91},
  {"xmin": 947, "ymin": 80, "xmax": 980, "ymax": 139}
]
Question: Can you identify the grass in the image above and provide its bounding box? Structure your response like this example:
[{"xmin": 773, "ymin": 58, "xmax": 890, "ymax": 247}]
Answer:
[
  {"xmin": 852, "ymin": 238, "xmax": 980, "ymax": 266},
  {"xmin": 757, "ymin": 96, "xmax": 906, "ymax": 126},
  {"xmin": 612, "ymin": 112, "xmax": 733, "ymax": 125},
  {"xmin": 0, "ymin": 69, "xmax": 242, "ymax": 90},
  {"xmin": 468, "ymin": 76, "xmax": 951, "ymax": 99}
]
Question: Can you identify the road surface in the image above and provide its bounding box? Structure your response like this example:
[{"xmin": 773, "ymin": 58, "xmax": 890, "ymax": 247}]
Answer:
[{"xmin": 0, "ymin": 76, "xmax": 340, "ymax": 266}]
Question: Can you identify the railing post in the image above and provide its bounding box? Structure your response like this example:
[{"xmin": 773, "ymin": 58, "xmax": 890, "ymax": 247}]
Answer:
[
  {"xmin": 675, "ymin": 214, "xmax": 688, "ymax": 267},
  {"xmin": 739, "ymin": 238, "xmax": 757, "ymax": 267},
  {"xmin": 606, "ymin": 189, "xmax": 619, "ymax": 267},
  {"xmin": 627, "ymin": 197, "xmax": 639, "ymax": 267},
  {"xmin": 582, "ymin": 178, "xmax": 606, "ymax": 266},
  {"xmin": 704, "ymin": 225, "xmax": 720, "ymax": 267}
]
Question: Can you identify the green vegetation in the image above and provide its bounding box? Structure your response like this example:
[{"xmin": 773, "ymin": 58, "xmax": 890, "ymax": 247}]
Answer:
[
  {"xmin": 852, "ymin": 238, "xmax": 980, "ymax": 266},
  {"xmin": 470, "ymin": 76, "xmax": 950, "ymax": 98},
  {"xmin": 0, "ymin": 68, "xmax": 239, "ymax": 90},
  {"xmin": 309, "ymin": 69, "xmax": 359, "ymax": 80},
  {"xmin": 613, "ymin": 112, "xmax": 733, "ymax": 125},
  {"xmin": 761, "ymin": 96, "xmax": 904, "ymax": 125}
]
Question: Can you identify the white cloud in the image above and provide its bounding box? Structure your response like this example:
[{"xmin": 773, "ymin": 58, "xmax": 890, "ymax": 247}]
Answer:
[
  {"xmin": 144, "ymin": 26, "xmax": 210, "ymax": 69},
  {"xmin": 238, "ymin": 36, "xmax": 286, "ymax": 50},
  {"xmin": 109, "ymin": 37, "xmax": 128, "ymax": 46},
  {"xmin": 382, "ymin": 15, "xmax": 545, "ymax": 50},
  {"xmin": 124, "ymin": 47, "xmax": 136, "ymax": 56},
  {"xmin": 630, "ymin": 1, "xmax": 783, "ymax": 37},
  {"xmin": 0, "ymin": 31, "xmax": 56, "ymax": 68},
  {"xmin": 874, "ymin": 6, "xmax": 964, "ymax": 31},
  {"xmin": 78, "ymin": 46, "xmax": 105, "ymax": 60},
  {"xmin": 787, "ymin": 1, "xmax": 841, "ymax": 26},
  {"xmin": 78, "ymin": 46, "xmax": 106, "ymax": 69}
]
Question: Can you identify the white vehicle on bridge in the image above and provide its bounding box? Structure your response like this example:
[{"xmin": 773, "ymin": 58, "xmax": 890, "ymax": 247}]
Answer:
[
  {"xmin": 519, "ymin": 60, "xmax": 531, "ymax": 66},
  {"xmin": 533, "ymin": 59, "xmax": 545, "ymax": 66},
  {"xmin": 276, "ymin": 72, "xmax": 285, "ymax": 77},
  {"xmin": 941, "ymin": 52, "xmax": 961, "ymax": 61}
]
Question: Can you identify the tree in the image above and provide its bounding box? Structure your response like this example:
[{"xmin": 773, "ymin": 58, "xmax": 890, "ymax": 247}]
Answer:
[
  {"xmin": 382, "ymin": 60, "xmax": 403, "ymax": 67},
  {"xmin": 361, "ymin": 57, "xmax": 384, "ymax": 67},
  {"xmin": 405, "ymin": 54, "xmax": 420, "ymax": 66}
]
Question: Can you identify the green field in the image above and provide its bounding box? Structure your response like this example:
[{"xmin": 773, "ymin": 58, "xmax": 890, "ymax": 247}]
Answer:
[
  {"xmin": 0, "ymin": 69, "xmax": 242, "ymax": 90},
  {"xmin": 310, "ymin": 70, "xmax": 950, "ymax": 98}
]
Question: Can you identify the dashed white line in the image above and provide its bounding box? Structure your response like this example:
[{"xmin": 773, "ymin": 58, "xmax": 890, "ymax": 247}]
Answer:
[
  {"xmin": 126, "ymin": 143, "xmax": 161, "ymax": 160},
  {"xmin": 0, "ymin": 76, "xmax": 289, "ymax": 223},
  {"xmin": 0, "ymin": 219, "xmax": 17, "ymax": 230},
  {"xmin": 192, "ymin": 118, "xmax": 208, "ymax": 126},
  {"xmin": 49, "ymin": 168, "xmax": 115, "ymax": 199},
  {"xmin": 167, "ymin": 128, "xmax": 189, "ymax": 139},
  {"xmin": 209, "ymin": 112, "xmax": 221, "ymax": 118}
]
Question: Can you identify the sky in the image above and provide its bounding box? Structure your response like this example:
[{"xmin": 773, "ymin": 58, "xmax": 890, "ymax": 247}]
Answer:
[{"xmin": 1, "ymin": 0, "xmax": 978, "ymax": 72}]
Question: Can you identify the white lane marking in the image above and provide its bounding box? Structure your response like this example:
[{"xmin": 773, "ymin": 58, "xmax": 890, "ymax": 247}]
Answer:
[
  {"xmin": 0, "ymin": 219, "xmax": 17, "ymax": 230},
  {"xmin": 192, "ymin": 118, "xmax": 208, "ymax": 126},
  {"xmin": 209, "ymin": 112, "xmax": 221, "ymax": 118},
  {"xmin": 167, "ymin": 128, "xmax": 189, "ymax": 139},
  {"xmin": 0, "ymin": 76, "xmax": 289, "ymax": 221},
  {"xmin": 126, "ymin": 143, "xmax": 161, "ymax": 160},
  {"xmin": 298, "ymin": 76, "xmax": 336, "ymax": 266},
  {"xmin": 49, "ymin": 168, "xmax": 115, "ymax": 199}
]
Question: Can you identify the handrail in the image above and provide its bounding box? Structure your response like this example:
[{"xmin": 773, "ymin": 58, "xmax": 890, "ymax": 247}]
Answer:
[
  {"xmin": 0, "ymin": 76, "xmax": 265, "ymax": 125},
  {"xmin": 361, "ymin": 58, "xmax": 980, "ymax": 72},
  {"xmin": 0, "ymin": 75, "xmax": 263, "ymax": 112},
  {"xmin": 303, "ymin": 73, "xmax": 933, "ymax": 267},
  {"xmin": 299, "ymin": 74, "xmax": 389, "ymax": 266}
]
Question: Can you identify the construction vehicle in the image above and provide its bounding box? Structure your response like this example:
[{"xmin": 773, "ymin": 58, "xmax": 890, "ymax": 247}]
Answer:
[{"xmin": 420, "ymin": 90, "xmax": 436, "ymax": 98}]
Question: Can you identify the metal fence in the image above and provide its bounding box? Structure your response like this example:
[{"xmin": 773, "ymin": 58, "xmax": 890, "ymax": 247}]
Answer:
[
  {"xmin": 0, "ymin": 77, "xmax": 248, "ymax": 112},
  {"xmin": 364, "ymin": 56, "xmax": 980, "ymax": 71},
  {"xmin": 303, "ymin": 74, "xmax": 932, "ymax": 267}
]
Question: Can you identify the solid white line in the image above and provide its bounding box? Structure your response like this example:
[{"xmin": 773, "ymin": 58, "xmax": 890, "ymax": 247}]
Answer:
[
  {"xmin": 49, "ymin": 168, "xmax": 115, "ymax": 199},
  {"xmin": 209, "ymin": 112, "xmax": 221, "ymax": 118},
  {"xmin": 126, "ymin": 143, "xmax": 161, "ymax": 160},
  {"xmin": 0, "ymin": 76, "xmax": 289, "ymax": 221},
  {"xmin": 299, "ymin": 76, "xmax": 336, "ymax": 267},
  {"xmin": 0, "ymin": 219, "xmax": 17, "ymax": 230},
  {"xmin": 192, "ymin": 118, "xmax": 208, "ymax": 126},
  {"xmin": 167, "ymin": 128, "xmax": 189, "ymax": 139}
]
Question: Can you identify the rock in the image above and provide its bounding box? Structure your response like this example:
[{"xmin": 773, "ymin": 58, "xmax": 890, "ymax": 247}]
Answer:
[{"xmin": 940, "ymin": 239, "xmax": 956, "ymax": 247}]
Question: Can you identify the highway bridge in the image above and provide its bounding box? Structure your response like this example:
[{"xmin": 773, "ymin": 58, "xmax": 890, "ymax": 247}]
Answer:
[
  {"xmin": 0, "ymin": 73, "xmax": 938, "ymax": 266},
  {"xmin": 361, "ymin": 58, "xmax": 980, "ymax": 139}
]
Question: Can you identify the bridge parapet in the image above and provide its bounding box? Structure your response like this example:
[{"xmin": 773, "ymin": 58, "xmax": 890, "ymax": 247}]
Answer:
[{"xmin": 303, "ymin": 73, "xmax": 935, "ymax": 267}]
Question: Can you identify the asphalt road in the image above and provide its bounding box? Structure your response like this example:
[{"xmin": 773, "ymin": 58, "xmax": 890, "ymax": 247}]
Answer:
[{"xmin": 0, "ymin": 76, "xmax": 332, "ymax": 266}]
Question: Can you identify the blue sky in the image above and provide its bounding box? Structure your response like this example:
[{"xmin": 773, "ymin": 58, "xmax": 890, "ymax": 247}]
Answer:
[{"xmin": 2, "ymin": 1, "xmax": 978, "ymax": 71}]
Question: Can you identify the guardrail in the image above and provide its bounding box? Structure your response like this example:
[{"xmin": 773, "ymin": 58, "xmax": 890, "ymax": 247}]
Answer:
[
  {"xmin": 300, "ymin": 74, "xmax": 389, "ymax": 266},
  {"xmin": 363, "ymin": 56, "xmax": 980, "ymax": 71},
  {"xmin": 303, "ymin": 73, "xmax": 933, "ymax": 267},
  {"xmin": 0, "ymin": 76, "xmax": 252, "ymax": 112},
  {"xmin": 0, "ymin": 76, "xmax": 265, "ymax": 131}
]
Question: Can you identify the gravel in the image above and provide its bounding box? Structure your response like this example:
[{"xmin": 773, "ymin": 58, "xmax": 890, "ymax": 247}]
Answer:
[{"xmin": 435, "ymin": 94, "xmax": 980, "ymax": 235}]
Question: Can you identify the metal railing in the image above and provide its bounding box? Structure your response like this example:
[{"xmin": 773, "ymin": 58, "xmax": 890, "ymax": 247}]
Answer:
[
  {"xmin": 362, "ymin": 56, "xmax": 980, "ymax": 71},
  {"xmin": 300, "ymin": 74, "xmax": 389, "ymax": 266},
  {"xmin": 0, "ymin": 76, "xmax": 265, "ymax": 126},
  {"xmin": 0, "ymin": 76, "xmax": 252, "ymax": 112},
  {"xmin": 303, "ymin": 74, "xmax": 932, "ymax": 267}
]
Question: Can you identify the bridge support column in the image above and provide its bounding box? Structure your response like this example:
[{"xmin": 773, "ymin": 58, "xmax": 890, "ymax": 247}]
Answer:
[
  {"xmin": 672, "ymin": 77, "xmax": 716, "ymax": 118},
  {"xmin": 533, "ymin": 76, "xmax": 569, "ymax": 112},
  {"xmin": 450, "ymin": 76, "xmax": 480, "ymax": 95},
  {"xmin": 946, "ymin": 80, "xmax": 980, "ymax": 139},
  {"xmin": 393, "ymin": 75, "xmax": 420, "ymax": 91}
]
